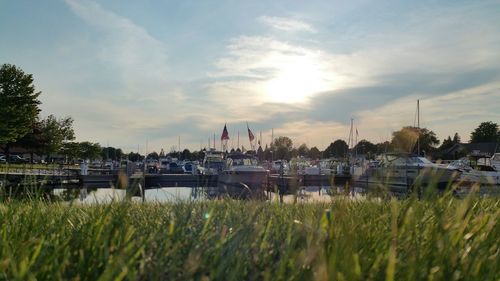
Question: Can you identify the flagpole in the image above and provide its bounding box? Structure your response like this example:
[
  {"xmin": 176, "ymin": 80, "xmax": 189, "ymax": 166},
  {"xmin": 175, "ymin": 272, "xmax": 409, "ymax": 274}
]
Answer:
[
  {"xmin": 271, "ymin": 128, "xmax": 274, "ymax": 147},
  {"xmin": 237, "ymin": 131, "xmax": 240, "ymax": 150}
]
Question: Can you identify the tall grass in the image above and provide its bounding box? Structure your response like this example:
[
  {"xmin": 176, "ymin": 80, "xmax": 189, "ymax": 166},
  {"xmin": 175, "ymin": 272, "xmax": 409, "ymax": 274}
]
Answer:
[{"xmin": 0, "ymin": 194, "xmax": 498, "ymax": 280}]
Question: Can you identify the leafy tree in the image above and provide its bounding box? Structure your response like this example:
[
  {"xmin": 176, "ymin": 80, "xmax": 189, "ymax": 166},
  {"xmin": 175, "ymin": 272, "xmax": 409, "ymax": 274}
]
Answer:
[
  {"xmin": 257, "ymin": 145, "xmax": 264, "ymax": 161},
  {"xmin": 78, "ymin": 142, "xmax": 102, "ymax": 161},
  {"xmin": 297, "ymin": 144, "xmax": 309, "ymax": 157},
  {"xmin": 470, "ymin": 121, "xmax": 499, "ymax": 143},
  {"xmin": 127, "ymin": 152, "xmax": 144, "ymax": 162},
  {"xmin": 116, "ymin": 148, "xmax": 123, "ymax": 160},
  {"xmin": 101, "ymin": 146, "xmax": 124, "ymax": 161},
  {"xmin": 354, "ymin": 139, "xmax": 377, "ymax": 156},
  {"xmin": 39, "ymin": 115, "xmax": 74, "ymax": 156},
  {"xmin": 63, "ymin": 142, "xmax": 101, "ymax": 161},
  {"xmin": 391, "ymin": 126, "xmax": 439, "ymax": 154},
  {"xmin": 0, "ymin": 64, "xmax": 41, "ymax": 156},
  {"xmin": 375, "ymin": 141, "xmax": 392, "ymax": 154},
  {"xmin": 273, "ymin": 136, "xmax": 293, "ymax": 160},
  {"xmin": 147, "ymin": 152, "xmax": 159, "ymax": 160},
  {"xmin": 60, "ymin": 142, "xmax": 80, "ymax": 162},
  {"xmin": 16, "ymin": 115, "xmax": 74, "ymax": 162},
  {"xmin": 309, "ymin": 146, "xmax": 321, "ymax": 159},
  {"xmin": 452, "ymin": 132, "xmax": 461, "ymax": 144},
  {"xmin": 16, "ymin": 121, "xmax": 45, "ymax": 162},
  {"xmin": 440, "ymin": 136, "xmax": 454, "ymax": 151},
  {"xmin": 181, "ymin": 149, "xmax": 191, "ymax": 160},
  {"xmin": 324, "ymin": 139, "xmax": 348, "ymax": 158}
]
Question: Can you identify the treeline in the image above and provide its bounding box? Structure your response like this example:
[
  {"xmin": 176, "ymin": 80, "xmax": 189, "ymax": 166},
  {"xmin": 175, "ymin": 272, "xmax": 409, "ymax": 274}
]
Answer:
[
  {"xmin": 141, "ymin": 121, "xmax": 499, "ymax": 163},
  {"xmin": 254, "ymin": 122, "xmax": 498, "ymax": 161}
]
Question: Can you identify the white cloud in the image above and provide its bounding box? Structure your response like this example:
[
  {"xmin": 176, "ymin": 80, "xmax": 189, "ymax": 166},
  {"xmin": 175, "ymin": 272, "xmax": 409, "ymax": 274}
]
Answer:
[
  {"xmin": 259, "ymin": 16, "xmax": 316, "ymax": 33},
  {"xmin": 58, "ymin": 0, "xmax": 198, "ymax": 150},
  {"xmin": 273, "ymin": 120, "xmax": 349, "ymax": 149},
  {"xmin": 356, "ymin": 82, "xmax": 500, "ymax": 143},
  {"xmin": 208, "ymin": 36, "xmax": 351, "ymax": 107}
]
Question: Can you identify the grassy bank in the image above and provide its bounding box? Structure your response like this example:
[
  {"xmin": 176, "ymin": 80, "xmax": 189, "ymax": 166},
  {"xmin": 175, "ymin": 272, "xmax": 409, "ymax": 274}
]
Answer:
[{"xmin": 0, "ymin": 195, "xmax": 498, "ymax": 280}]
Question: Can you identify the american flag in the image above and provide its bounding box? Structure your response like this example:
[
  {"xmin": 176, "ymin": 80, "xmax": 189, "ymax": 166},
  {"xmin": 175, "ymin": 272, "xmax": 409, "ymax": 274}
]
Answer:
[
  {"xmin": 221, "ymin": 124, "xmax": 229, "ymax": 141},
  {"xmin": 247, "ymin": 123, "xmax": 255, "ymax": 142}
]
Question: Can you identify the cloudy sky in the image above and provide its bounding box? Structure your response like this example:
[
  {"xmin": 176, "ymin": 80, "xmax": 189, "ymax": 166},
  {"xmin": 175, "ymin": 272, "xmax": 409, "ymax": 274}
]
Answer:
[{"xmin": 1, "ymin": 0, "xmax": 499, "ymax": 153}]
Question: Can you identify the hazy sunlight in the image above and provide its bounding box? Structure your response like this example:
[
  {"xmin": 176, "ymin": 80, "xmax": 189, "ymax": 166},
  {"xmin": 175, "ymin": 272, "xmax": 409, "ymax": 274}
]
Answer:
[{"xmin": 264, "ymin": 56, "xmax": 329, "ymax": 103}]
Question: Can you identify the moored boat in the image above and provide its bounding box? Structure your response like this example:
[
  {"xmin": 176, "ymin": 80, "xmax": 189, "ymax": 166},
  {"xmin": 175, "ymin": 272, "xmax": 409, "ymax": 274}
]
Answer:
[
  {"xmin": 355, "ymin": 153, "xmax": 460, "ymax": 194},
  {"xmin": 217, "ymin": 152, "xmax": 269, "ymax": 199}
]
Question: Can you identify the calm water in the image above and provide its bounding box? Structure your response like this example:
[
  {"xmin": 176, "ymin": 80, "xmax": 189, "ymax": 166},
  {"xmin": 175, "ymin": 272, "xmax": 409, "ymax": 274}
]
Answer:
[
  {"xmin": 55, "ymin": 184, "xmax": 498, "ymax": 204},
  {"xmin": 55, "ymin": 185, "xmax": 365, "ymax": 204}
]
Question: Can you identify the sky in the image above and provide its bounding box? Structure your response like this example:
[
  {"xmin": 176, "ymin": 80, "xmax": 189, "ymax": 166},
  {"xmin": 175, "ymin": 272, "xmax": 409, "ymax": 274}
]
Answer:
[{"xmin": 1, "ymin": 0, "xmax": 499, "ymax": 154}]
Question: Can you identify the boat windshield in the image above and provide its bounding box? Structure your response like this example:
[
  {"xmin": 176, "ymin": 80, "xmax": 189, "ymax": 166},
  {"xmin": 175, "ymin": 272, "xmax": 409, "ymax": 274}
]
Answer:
[
  {"xmin": 382, "ymin": 154, "xmax": 433, "ymax": 166},
  {"xmin": 447, "ymin": 159, "xmax": 471, "ymax": 169},
  {"xmin": 207, "ymin": 161, "xmax": 224, "ymax": 170},
  {"xmin": 491, "ymin": 154, "xmax": 500, "ymax": 161},
  {"xmin": 229, "ymin": 157, "xmax": 257, "ymax": 166}
]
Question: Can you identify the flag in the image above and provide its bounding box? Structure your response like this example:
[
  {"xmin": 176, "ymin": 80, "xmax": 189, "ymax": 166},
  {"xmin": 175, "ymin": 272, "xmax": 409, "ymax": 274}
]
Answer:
[
  {"xmin": 221, "ymin": 124, "xmax": 229, "ymax": 141},
  {"xmin": 247, "ymin": 122, "xmax": 255, "ymax": 142},
  {"xmin": 356, "ymin": 128, "xmax": 359, "ymax": 137}
]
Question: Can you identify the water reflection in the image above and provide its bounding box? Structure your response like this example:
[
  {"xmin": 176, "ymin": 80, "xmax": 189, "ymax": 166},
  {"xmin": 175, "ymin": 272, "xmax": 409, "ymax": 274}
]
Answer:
[
  {"xmin": 61, "ymin": 186, "xmax": 345, "ymax": 204},
  {"xmin": 55, "ymin": 184, "xmax": 498, "ymax": 204}
]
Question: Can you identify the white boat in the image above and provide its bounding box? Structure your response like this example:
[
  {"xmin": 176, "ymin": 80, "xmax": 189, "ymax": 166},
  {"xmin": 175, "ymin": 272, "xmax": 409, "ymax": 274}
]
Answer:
[
  {"xmin": 271, "ymin": 160, "xmax": 290, "ymax": 175},
  {"xmin": 201, "ymin": 149, "xmax": 225, "ymax": 175},
  {"xmin": 491, "ymin": 153, "xmax": 500, "ymax": 169},
  {"xmin": 217, "ymin": 152, "xmax": 269, "ymax": 199},
  {"xmin": 355, "ymin": 153, "xmax": 460, "ymax": 194},
  {"xmin": 447, "ymin": 158, "xmax": 500, "ymax": 186}
]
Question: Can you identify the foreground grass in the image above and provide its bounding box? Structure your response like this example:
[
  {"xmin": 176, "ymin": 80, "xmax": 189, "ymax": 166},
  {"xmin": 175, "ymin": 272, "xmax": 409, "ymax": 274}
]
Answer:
[{"xmin": 0, "ymin": 195, "xmax": 499, "ymax": 280}]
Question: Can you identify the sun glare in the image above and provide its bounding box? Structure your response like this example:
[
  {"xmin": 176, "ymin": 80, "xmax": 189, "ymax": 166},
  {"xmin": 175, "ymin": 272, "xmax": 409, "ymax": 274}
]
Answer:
[{"xmin": 264, "ymin": 57, "xmax": 329, "ymax": 104}]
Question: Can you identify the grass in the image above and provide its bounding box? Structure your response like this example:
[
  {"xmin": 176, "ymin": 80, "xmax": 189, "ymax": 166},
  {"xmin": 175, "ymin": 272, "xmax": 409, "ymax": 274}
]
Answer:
[{"xmin": 0, "ymin": 192, "xmax": 498, "ymax": 280}]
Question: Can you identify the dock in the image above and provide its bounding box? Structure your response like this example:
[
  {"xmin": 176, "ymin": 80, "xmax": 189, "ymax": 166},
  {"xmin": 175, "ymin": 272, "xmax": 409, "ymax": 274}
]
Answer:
[{"xmin": 1, "ymin": 170, "xmax": 352, "ymax": 194}]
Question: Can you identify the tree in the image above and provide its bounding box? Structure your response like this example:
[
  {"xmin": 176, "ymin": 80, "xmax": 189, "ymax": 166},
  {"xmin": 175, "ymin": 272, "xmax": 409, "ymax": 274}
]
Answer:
[
  {"xmin": 181, "ymin": 149, "xmax": 191, "ymax": 160},
  {"xmin": 375, "ymin": 141, "xmax": 393, "ymax": 154},
  {"xmin": 273, "ymin": 136, "xmax": 293, "ymax": 160},
  {"xmin": 297, "ymin": 143, "xmax": 309, "ymax": 157},
  {"xmin": 76, "ymin": 142, "xmax": 101, "ymax": 161},
  {"xmin": 257, "ymin": 145, "xmax": 264, "ymax": 162},
  {"xmin": 470, "ymin": 121, "xmax": 499, "ymax": 143},
  {"xmin": 0, "ymin": 64, "xmax": 41, "ymax": 156},
  {"xmin": 324, "ymin": 139, "xmax": 348, "ymax": 158},
  {"xmin": 309, "ymin": 146, "xmax": 321, "ymax": 159},
  {"xmin": 391, "ymin": 126, "xmax": 439, "ymax": 154},
  {"xmin": 147, "ymin": 152, "xmax": 159, "ymax": 160},
  {"xmin": 16, "ymin": 115, "xmax": 74, "ymax": 162},
  {"xmin": 39, "ymin": 115, "xmax": 74, "ymax": 156},
  {"xmin": 440, "ymin": 136, "xmax": 454, "ymax": 151},
  {"xmin": 127, "ymin": 152, "xmax": 144, "ymax": 162},
  {"xmin": 452, "ymin": 132, "xmax": 461, "ymax": 144},
  {"xmin": 354, "ymin": 139, "xmax": 377, "ymax": 156},
  {"xmin": 60, "ymin": 142, "xmax": 80, "ymax": 162}
]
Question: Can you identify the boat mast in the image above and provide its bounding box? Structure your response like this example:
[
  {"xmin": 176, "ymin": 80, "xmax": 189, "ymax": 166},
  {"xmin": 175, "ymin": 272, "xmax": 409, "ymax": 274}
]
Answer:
[{"xmin": 417, "ymin": 99, "xmax": 420, "ymax": 156}]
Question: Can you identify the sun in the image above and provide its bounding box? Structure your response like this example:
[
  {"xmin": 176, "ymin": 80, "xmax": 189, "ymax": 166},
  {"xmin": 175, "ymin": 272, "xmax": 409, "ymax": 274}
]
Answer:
[{"xmin": 264, "ymin": 56, "xmax": 329, "ymax": 104}]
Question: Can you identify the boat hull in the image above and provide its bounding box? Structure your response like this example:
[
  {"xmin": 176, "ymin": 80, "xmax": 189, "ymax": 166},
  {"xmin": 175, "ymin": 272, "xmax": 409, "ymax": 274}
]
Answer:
[
  {"xmin": 217, "ymin": 170, "xmax": 269, "ymax": 199},
  {"xmin": 354, "ymin": 166, "xmax": 460, "ymax": 195}
]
